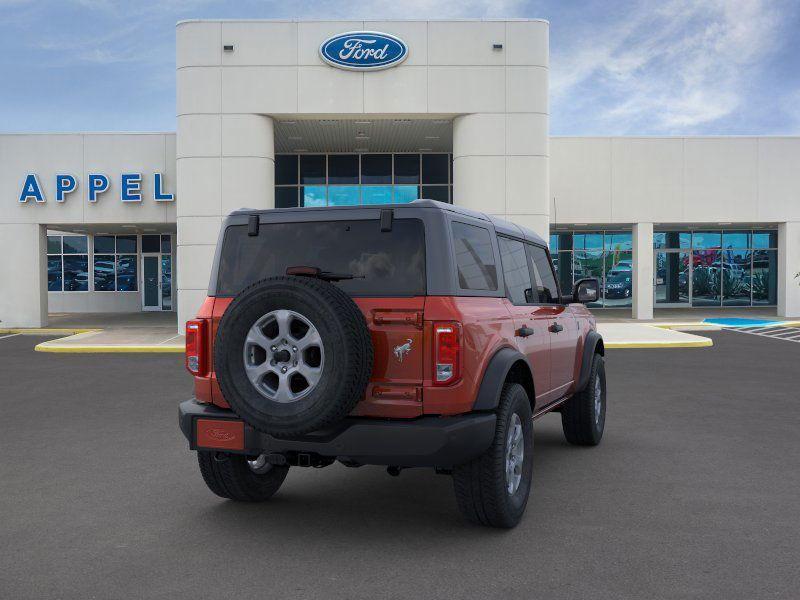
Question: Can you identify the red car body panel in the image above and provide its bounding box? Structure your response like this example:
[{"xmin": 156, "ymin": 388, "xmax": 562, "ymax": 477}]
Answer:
[{"xmin": 195, "ymin": 293, "xmax": 595, "ymax": 418}]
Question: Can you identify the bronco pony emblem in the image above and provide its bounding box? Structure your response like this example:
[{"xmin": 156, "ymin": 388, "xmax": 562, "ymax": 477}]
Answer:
[{"xmin": 393, "ymin": 338, "xmax": 413, "ymax": 363}]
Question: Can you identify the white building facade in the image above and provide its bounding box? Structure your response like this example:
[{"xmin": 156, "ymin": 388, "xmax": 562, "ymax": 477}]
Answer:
[{"xmin": 0, "ymin": 19, "xmax": 798, "ymax": 328}]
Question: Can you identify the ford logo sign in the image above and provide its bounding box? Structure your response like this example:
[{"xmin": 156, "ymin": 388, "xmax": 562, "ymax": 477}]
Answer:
[{"xmin": 319, "ymin": 31, "xmax": 408, "ymax": 71}]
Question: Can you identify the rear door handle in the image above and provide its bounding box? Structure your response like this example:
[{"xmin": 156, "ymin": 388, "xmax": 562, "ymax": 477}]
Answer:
[
  {"xmin": 548, "ymin": 322, "xmax": 564, "ymax": 333},
  {"xmin": 517, "ymin": 326, "xmax": 535, "ymax": 338}
]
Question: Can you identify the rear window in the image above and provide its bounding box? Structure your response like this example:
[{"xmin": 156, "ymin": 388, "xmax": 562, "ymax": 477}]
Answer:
[{"xmin": 216, "ymin": 219, "xmax": 426, "ymax": 297}]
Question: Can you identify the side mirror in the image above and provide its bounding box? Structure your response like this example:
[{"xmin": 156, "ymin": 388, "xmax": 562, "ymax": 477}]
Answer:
[{"xmin": 573, "ymin": 277, "xmax": 600, "ymax": 304}]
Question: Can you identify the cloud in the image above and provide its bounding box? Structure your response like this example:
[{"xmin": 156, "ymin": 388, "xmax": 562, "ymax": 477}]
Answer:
[{"xmin": 551, "ymin": 0, "xmax": 793, "ymax": 133}]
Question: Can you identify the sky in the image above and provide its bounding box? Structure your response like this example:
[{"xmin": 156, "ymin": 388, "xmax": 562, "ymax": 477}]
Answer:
[{"xmin": 0, "ymin": 0, "xmax": 798, "ymax": 135}]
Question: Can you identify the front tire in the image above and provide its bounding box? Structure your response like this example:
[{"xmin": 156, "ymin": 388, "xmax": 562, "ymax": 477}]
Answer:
[
  {"xmin": 561, "ymin": 353, "xmax": 606, "ymax": 446},
  {"xmin": 452, "ymin": 383, "xmax": 533, "ymax": 528},
  {"xmin": 197, "ymin": 451, "xmax": 289, "ymax": 502}
]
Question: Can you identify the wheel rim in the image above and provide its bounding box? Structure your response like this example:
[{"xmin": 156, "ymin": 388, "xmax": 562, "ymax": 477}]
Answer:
[
  {"xmin": 594, "ymin": 374, "xmax": 603, "ymax": 426},
  {"xmin": 243, "ymin": 309, "xmax": 325, "ymax": 403},
  {"xmin": 505, "ymin": 413, "xmax": 524, "ymax": 495}
]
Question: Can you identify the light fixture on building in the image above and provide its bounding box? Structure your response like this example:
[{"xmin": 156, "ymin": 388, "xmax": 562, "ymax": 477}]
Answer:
[
  {"xmin": 280, "ymin": 120, "xmax": 297, "ymax": 125},
  {"xmin": 354, "ymin": 147, "xmax": 368, "ymax": 153},
  {"xmin": 493, "ymin": 43, "xmax": 503, "ymax": 50},
  {"xmin": 425, "ymin": 135, "xmax": 440, "ymax": 140},
  {"xmin": 355, "ymin": 120, "xmax": 372, "ymax": 125},
  {"xmin": 293, "ymin": 148, "xmax": 308, "ymax": 153},
  {"xmin": 419, "ymin": 147, "xmax": 433, "ymax": 152},
  {"xmin": 223, "ymin": 44, "xmax": 235, "ymax": 52}
]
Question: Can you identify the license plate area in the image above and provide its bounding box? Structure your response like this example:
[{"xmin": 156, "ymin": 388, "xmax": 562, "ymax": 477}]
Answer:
[{"xmin": 195, "ymin": 418, "xmax": 245, "ymax": 451}]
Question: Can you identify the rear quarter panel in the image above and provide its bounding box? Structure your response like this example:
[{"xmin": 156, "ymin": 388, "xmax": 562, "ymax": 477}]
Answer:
[
  {"xmin": 566, "ymin": 303, "xmax": 596, "ymax": 391},
  {"xmin": 422, "ymin": 296, "xmax": 516, "ymax": 415}
]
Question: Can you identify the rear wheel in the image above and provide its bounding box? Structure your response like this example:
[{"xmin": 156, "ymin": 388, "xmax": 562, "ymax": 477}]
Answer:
[
  {"xmin": 452, "ymin": 383, "xmax": 533, "ymax": 528},
  {"xmin": 561, "ymin": 353, "xmax": 606, "ymax": 446},
  {"xmin": 197, "ymin": 451, "xmax": 289, "ymax": 502}
]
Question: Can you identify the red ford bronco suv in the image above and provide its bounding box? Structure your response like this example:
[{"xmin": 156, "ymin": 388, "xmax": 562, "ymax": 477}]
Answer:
[{"xmin": 179, "ymin": 200, "xmax": 606, "ymax": 528}]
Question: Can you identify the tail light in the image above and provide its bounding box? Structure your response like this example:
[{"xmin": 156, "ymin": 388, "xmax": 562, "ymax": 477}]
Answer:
[
  {"xmin": 185, "ymin": 319, "xmax": 208, "ymax": 376},
  {"xmin": 433, "ymin": 322, "xmax": 461, "ymax": 386}
]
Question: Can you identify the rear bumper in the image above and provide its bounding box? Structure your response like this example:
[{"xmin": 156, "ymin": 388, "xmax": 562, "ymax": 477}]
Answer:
[{"xmin": 179, "ymin": 399, "xmax": 496, "ymax": 468}]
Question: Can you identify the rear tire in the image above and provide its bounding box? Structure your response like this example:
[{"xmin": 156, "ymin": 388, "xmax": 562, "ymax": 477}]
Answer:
[
  {"xmin": 452, "ymin": 383, "xmax": 533, "ymax": 528},
  {"xmin": 197, "ymin": 451, "xmax": 289, "ymax": 502},
  {"xmin": 561, "ymin": 353, "xmax": 606, "ymax": 446}
]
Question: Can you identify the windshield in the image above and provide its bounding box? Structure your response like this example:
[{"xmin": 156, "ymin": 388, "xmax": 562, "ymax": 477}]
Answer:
[
  {"xmin": 607, "ymin": 271, "xmax": 631, "ymax": 283},
  {"xmin": 216, "ymin": 218, "xmax": 426, "ymax": 297}
]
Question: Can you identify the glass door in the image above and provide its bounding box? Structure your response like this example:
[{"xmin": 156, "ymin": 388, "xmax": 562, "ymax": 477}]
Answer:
[
  {"xmin": 654, "ymin": 251, "xmax": 690, "ymax": 307},
  {"xmin": 142, "ymin": 255, "xmax": 161, "ymax": 311}
]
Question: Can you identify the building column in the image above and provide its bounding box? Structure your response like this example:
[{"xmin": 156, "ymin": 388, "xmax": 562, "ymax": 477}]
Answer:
[
  {"xmin": 778, "ymin": 221, "xmax": 800, "ymax": 318},
  {"xmin": 176, "ymin": 114, "xmax": 275, "ymax": 330},
  {"xmin": 452, "ymin": 113, "xmax": 549, "ymax": 241},
  {"xmin": 632, "ymin": 222, "xmax": 654, "ymax": 320},
  {"xmin": 0, "ymin": 224, "xmax": 47, "ymax": 328}
]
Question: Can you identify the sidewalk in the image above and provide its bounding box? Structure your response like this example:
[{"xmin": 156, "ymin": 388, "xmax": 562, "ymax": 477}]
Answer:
[
  {"xmin": 1, "ymin": 312, "xmax": 184, "ymax": 353},
  {"xmin": 597, "ymin": 322, "xmax": 713, "ymax": 348}
]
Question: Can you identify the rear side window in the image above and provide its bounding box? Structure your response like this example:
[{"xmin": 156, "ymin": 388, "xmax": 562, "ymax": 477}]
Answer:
[
  {"xmin": 216, "ymin": 219, "xmax": 426, "ymax": 297},
  {"xmin": 451, "ymin": 222, "xmax": 498, "ymax": 291},
  {"xmin": 527, "ymin": 244, "xmax": 560, "ymax": 304},
  {"xmin": 498, "ymin": 237, "xmax": 534, "ymax": 304}
]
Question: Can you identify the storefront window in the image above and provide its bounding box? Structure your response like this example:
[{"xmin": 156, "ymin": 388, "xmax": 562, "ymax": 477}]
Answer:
[
  {"xmin": 421, "ymin": 154, "xmax": 448, "ymax": 184},
  {"xmin": 361, "ymin": 186, "xmax": 393, "ymax": 205},
  {"xmin": 752, "ymin": 249, "xmax": 778, "ymax": 305},
  {"xmin": 550, "ymin": 231, "xmax": 632, "ymax": 307},
  {"xmin": 301, "ymin": 185, "xmax": 326, "ymax": 207},
  {"xmin": 300, "ymin": 155, "xmax": 325, "ymax": 184},
  {"xmin": 394, "ymin": 154, "xmax": 419, "ymax": 184},
  {"xmin": 653, "ymin": 229, "xmax": 777, "ymax": 307},
  {"xmin": 275, "ymin": 153, "xmax": 453, "ymax": 208},
  {"xmin": 328, "ymin": 186, "xmax": 360, "ymax": 206},
  {"xmin": 361, "ymin": 154, "xmax": 391, "ymax": 184},
  {"xmin": 654, "ymin": 231, "xmax": 690, "ymax": 249},
  {"xmin": 655, "ymin": 251, "xmax": 690, "ymax": 305},
  {"xmin": 93, "ymin": 235, "xmax": 138, "ymax": 292},
  {"xmin": 327, "ymin": 155, "xmax": 358, "ymax": 184},
  {"xmin": 47, "ymin": 235, "xmax": 88, "ymax": 292}
]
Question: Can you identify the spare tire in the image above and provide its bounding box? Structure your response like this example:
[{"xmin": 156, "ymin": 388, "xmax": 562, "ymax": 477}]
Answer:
[{"xmin": 214, "ymin": 276, "xmax": 373, "ymax": 437}]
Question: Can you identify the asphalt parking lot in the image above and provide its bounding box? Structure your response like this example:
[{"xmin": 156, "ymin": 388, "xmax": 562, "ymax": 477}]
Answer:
[{"xmin": 1, "ymin": 331, "xmax": 799, "ymax": 600}]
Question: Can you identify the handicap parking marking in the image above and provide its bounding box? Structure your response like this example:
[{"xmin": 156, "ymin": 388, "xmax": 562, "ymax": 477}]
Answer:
[{"xmin": 724, "ymin": 325, "xmax": 800, "ymax": 344}]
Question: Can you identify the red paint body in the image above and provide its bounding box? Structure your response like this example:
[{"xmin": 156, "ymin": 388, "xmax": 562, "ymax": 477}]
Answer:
[{"xmin": 193, "ymin": 294, "xmax": 595, "ymax": 418}]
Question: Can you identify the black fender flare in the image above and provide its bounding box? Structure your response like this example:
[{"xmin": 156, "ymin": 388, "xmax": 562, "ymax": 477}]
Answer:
[
  {"xmin": 576, "ymin": 330, "xmax": 604, "ymax": 392},
  {"xmin": 472, "ymin": 347, "xmax": 534, "ymax": 411}
]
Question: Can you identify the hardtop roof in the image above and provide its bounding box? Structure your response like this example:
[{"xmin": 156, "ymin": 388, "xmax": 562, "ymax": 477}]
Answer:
[{"xmin": 230, "ymin": 199, "xmax": 547, "ymax": 246}]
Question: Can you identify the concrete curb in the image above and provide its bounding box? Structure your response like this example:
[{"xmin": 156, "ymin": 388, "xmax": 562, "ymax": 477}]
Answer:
[
  {"xmin": 34, "ymin": 343, "xmax": 184, "ymax": 354},
  {"xmin": 605, "ymin": 338, "xmax": 713, "ymax": 349},
  {"xmin": 0, "ymin": 328, "xmax": 100, "ymax": 335}
]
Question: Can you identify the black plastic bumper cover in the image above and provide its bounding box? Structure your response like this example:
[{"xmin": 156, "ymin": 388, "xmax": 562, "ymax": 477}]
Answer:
[{"xmin": 179, "ymin": 399, "xmax": 497, "ymax": 468}]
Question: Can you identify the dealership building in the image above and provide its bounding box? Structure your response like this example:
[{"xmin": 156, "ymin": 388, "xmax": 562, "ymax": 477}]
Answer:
[{"xmin": 1, "ymin": 18, "xmax": 798, "ymax": 329}]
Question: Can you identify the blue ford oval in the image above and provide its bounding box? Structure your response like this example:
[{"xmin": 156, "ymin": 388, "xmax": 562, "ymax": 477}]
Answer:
[{"xmin": 319, "ymin": 31, "xmax": 408, "ymax": 71}]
